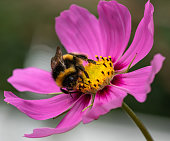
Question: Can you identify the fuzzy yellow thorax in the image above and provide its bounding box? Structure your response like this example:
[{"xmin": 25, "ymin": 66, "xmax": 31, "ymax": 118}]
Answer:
[{"xmin": 76, "ymin": 55, "xmax": 114, "ymax": 94}]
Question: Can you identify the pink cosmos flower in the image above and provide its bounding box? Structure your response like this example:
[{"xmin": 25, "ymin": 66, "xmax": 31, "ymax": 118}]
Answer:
[{"xmin": 4, "ymin": 0, "xmax": 165, "ymax": 138}]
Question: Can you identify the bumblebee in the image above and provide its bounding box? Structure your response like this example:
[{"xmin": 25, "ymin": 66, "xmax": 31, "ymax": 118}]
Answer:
[{"xmin": 51, "ymin": 46, "xmax": 95, "ymax": 94}]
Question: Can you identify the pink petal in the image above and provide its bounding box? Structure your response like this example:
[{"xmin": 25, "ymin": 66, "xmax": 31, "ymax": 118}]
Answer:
[
  {"xmin": 82, "ymin": 86, "xmax": 127, "ymax": 124},
  {"xmin": 8, "ymin": 67, "xmax": 60, "ymax": 94},
  {"xmin": 149, "ymin": 54, "xmax": 165, "ymax": 83},
  {"xmin": 55, "ymin": 5, "xmax": 103, "ymax": 59},
  {"xmin": 111, "ymin": 54, "xmax": 165, "ymax": 102},
  {"xmin": 112, "ymin": 67, "xmax": 151, "ymax": 102},
  {"xmin": 114, "ymin": 0, "xmax": 154, "ymax": 70},
  {"xmin": 4, "ymin": 91, "xmax": 81, "ymax": 120},
  {"xmin": 98, "ymin": 1, "xmax": 131, "ymax": 62},
  {"xmin": 24, "ymin": 94, "xmax": 91, "ymax": 138}
]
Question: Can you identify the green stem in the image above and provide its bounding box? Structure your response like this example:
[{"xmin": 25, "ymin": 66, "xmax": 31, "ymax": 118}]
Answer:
[{"xmin": 122, "ymin": 102, "xmax": 153, "ymax": 141}]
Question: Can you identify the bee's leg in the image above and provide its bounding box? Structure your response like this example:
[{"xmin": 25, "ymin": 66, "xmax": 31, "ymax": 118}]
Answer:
[
  {"xmin": 66, "ymin": 88, "xmax": 74, "ymax": 98},
  {"xmin": 69, "ymin": 53, "xmax": 96, "ymax": 64},
  {"xmin": 67, "ymin": 88, "xmax": 74, "ymax": 91},
  {"xmin": 78, "ymin": 75, "xmax": 84, "ymax": 82},
  {"xmin": 60, "ymin": 88, "xmax": 75, "ymax": 98},
  {"xmin": 75, "ymin": 65, "xmax": 89, "ymax": 78},
  {"xmin": 60, "ymin": 88, "xmax": 70, "ymax": 94},
  {"xmin": 87, "ymin": 59, "xmax": 96, "ymax": 64}
]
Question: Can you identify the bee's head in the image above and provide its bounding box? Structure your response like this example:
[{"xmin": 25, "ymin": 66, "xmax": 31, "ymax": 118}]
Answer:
[{"xmin": 63, "ymin": 73, "xmax": 78, "ymax": 88}]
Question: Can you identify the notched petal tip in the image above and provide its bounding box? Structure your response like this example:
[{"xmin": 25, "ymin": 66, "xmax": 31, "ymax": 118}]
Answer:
[
  {"xmin": 145, "ymin": 0, "xmax": 154, "ymax": 35},
  {"xmin": 4, "ymin": 91, "xmax": 18, "ymax": 103},
  {"xmin": 149, "ymin": 53, "xmax": 165, "ymax": 83},
  {"xmin": 112, "ymin": 53, "xmax": 165, "ymax": 103},
  {"xmin": 151, "ymin": 54, "xmax": 165, "ymax": 72},
  {"xmin": 24, "ymin": 128, "xmax": 52, "ymax": 138}
]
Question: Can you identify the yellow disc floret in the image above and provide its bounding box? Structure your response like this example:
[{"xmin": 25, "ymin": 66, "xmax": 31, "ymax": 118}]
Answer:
[{"xmin": 76, "ymin": 55, "xmax": 114, "ymax": 94}]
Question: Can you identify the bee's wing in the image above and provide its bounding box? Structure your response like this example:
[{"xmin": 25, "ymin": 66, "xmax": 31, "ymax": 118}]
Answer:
[{"xmin": 51, "ymin": 46, "xmax": 65, "ymax": 70}]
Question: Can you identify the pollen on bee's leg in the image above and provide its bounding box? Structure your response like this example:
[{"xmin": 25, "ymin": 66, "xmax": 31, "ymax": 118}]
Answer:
[
  {"xmin": 78, "ymin": 83, "xmax": 83, "ymax": 89},
  {"xmin": 86, "ymin": 79, "xmax": 91, "ymax": 84}
]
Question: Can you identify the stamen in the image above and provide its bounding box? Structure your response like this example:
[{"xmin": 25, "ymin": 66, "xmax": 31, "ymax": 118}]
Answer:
[
  {"xmin": 101, "ymin": 71, "xmax": 105, "ymax": 75},
  {"xmin": 76, "ymin": 55, "xmax": 114, "ymax": 94},
  {"xmin": 100, "ymin": 56, "xmax": 104, "ymax": 60},
  {"xmin": 103, "ymin": 63, "xmax": 107, "ymax": 68},
  {"xmin": 95, "ymin": 55, "xmax": 99, "ymax": 60}
]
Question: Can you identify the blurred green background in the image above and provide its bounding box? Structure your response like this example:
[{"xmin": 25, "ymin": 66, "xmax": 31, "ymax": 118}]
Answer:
[{"xmin": 0, "ymin": 0, "xmax": 170, "ymax": 118}]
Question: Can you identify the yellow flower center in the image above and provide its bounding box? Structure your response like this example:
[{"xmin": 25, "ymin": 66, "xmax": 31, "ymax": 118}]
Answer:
[{"xmin": 76, "ymin": 55, "xmax": 114, "ymax": 94}]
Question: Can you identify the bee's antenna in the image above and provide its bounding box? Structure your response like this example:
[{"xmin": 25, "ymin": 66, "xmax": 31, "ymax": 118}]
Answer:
[{"xmin": 56, "ymin": 46, "xmax": 62, "ymax": 56}]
